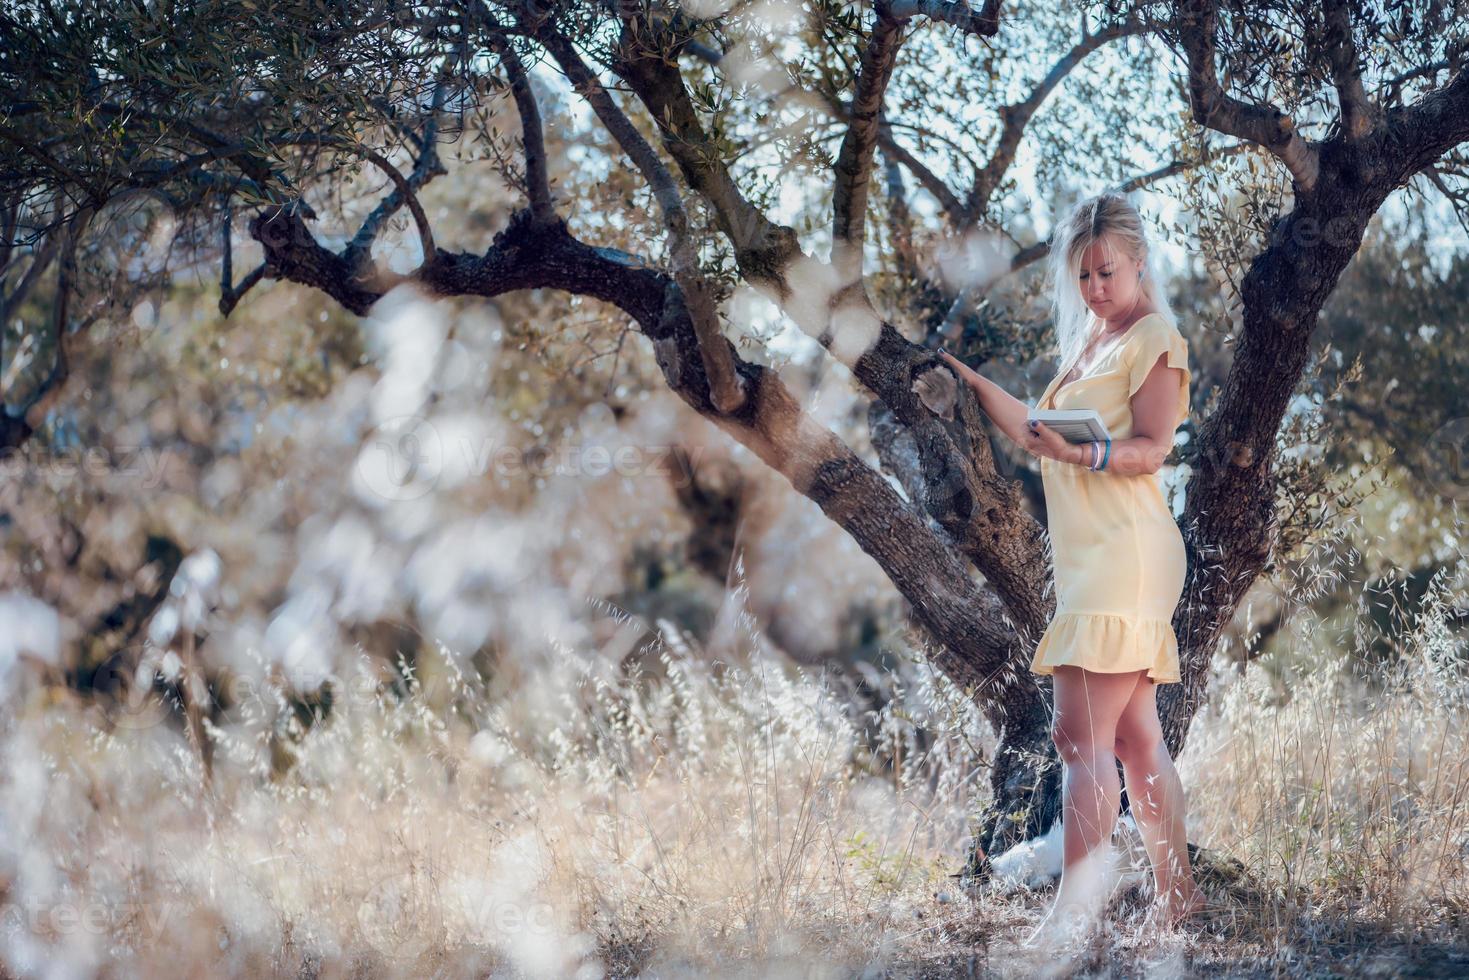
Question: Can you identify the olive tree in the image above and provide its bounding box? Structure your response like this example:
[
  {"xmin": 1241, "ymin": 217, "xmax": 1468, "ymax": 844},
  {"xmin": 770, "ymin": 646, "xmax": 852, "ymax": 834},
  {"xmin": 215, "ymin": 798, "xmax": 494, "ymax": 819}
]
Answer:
[{"xmin": 2, "ymin": 0, "xmax": 1467, "ymax": 878}]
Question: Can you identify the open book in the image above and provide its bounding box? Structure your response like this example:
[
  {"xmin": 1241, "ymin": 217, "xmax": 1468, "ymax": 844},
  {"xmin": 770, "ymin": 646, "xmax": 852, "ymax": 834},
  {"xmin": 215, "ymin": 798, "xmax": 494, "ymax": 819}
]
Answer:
[{"xmin": 1027, "ymin": 408, "xmax": 1111, "ymax": 444}]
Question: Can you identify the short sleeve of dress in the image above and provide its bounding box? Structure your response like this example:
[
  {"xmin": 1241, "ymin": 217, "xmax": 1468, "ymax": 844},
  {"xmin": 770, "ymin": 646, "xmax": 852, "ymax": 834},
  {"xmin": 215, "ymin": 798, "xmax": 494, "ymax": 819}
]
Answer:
[{"xmin": 1126, "ymin": 317, "xmax": 1191, "ymax": 425}]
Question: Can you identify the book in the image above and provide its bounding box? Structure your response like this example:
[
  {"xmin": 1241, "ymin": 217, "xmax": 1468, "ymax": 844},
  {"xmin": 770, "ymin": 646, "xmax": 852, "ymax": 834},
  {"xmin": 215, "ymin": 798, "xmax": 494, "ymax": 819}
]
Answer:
[{"xmin": 1027, "ymin": 408, "xmax": 1111, "ymax": 444}]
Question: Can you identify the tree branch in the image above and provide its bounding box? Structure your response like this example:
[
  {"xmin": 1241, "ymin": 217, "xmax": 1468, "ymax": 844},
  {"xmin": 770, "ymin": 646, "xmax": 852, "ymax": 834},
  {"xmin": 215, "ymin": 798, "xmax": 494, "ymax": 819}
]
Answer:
[
  {"xmin": 1390, "ymin": 58, "xmax": 1469, "ymax": 173},
  {"xmin": 19, "ymin": 209, "xmax": 96, "ymax": 433},
  {"xmin": 887, "ymin": 0, "xmax": 1003, "ymax": 38},
  {"xmin": 344, "ymin": 92, "xmax": 450, "ymax": 264},
  {"xmin": 966, "ymin": 13, "xmax": 1154, "ymax": 217},
  {"xmin": 532, "ymin": 18, "xmax": 746, "ymax": 413},
  {"xmin": 0, "ymin": 198, "xmax": 21, "ymax": 279},
  {"xmin": 330, "ymin": 141, "xmax": 437, "ymax": 273},
  {"xmin": 570, "ymin": 13, "xmax": 1067, "ymax": 645},
  {"xmin": 1173, "ymin": 0, "xmax": 1321, "ymax": 191},
  {"xmin": 218, "ymin": 262, "xmax": 267, "ymax": 318},
  {"xmin": 1417, "ymin": 164, "xmax": 1469, "ymax": 239},
  {"xmin": 218, "ymin": 201, "xmax": 266, "ymax": 318},
  {"xmin": 831, "ymin": 4, "xmax": 909, "ymax": 281},
  {"xmin": 0, "ymin": 124, "xmax": 105, "ymax": 206},
  {"xmin": 879, "ymin": 134, "xmax": 919, "ymax": 275},
  {"xmin": 1323, "ymin": 0, "xmax": 1373, "ymax": 139},
  {"xmin": 0, "ymin": 218, "xmax": 63, "ymax": 339},
  {"xmin": 605, "ymin": 16, "xmax": 805, "ymax": 298},
  {"xmin": 1381, "ymin": 59, "xmax": 1452, "ymax": 108},
  {"xmin": 822, "ymin": 12, "xmax": 1158, "ymax": 227},
  {"xmin": 818, "ymin": 89, "xmax": 968, "ymax": 219},
  {"xmin": 249, "ymin": 201, "xmax": 1037, "ymax": 708},
  {"xmin": 473, "ymin": 3, "xmax": 556, "ymax": 221},
  {"xmin": 1112, "ymin": 140, "xmax": 1251, "ymax": 193}
]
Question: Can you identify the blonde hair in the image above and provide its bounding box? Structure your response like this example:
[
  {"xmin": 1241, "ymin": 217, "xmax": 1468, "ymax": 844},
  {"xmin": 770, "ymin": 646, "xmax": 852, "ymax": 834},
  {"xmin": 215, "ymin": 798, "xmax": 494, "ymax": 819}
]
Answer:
[{"xmin": 1045, "ymin": 191, "xmax": 1176, "ymax": 370}]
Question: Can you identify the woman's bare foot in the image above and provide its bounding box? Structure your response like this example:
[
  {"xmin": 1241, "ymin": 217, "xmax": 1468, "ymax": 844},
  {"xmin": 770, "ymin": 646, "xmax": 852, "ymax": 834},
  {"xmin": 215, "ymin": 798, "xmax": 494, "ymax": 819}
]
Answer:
[
  {"xmin": 1141, "ymin": 882, "xmax": 1207, "ymax": 936},
  {"xmin": 1022, "ymin": 902, "xmax": 1099, "ymax": 951}
]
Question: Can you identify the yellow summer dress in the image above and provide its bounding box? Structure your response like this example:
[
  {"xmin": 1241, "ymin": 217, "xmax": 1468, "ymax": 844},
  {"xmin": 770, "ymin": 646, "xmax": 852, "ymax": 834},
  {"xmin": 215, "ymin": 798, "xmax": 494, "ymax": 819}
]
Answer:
[{"xmin": 1029, "ymin": 312, "xmax": 1191, "ymax": 685}]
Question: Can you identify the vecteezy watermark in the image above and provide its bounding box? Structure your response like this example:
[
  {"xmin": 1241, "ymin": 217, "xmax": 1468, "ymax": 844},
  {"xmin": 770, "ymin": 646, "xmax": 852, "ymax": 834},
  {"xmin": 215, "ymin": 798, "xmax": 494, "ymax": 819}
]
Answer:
[
  {"xmin": 0, "ymin": 445, "xmax": 180, "ymax": 489},
  {"xmin": 355, "ymin": 869, "xmax": 444, "ymax": 963},
  {"xmin": 356, "ymin": 415, "xmax": 445, "ymax": 502},
  {"xmin": 1426, "ymin": 416, "xmax": 1469, "ymax": 501},
  {"xmin": 85, "ymin": 649, "xmax": 176, "ymax": 732},
  {"xmin": 0, "ymin": 894, "xmax": 176, "ymax": 946},
  {"xmin": 355, "ymin": 867, "xmax": 562, "ymax": 964},
  {"xmin": 354, "ymin": 415, "xmax": 712, "ymax": 501}
]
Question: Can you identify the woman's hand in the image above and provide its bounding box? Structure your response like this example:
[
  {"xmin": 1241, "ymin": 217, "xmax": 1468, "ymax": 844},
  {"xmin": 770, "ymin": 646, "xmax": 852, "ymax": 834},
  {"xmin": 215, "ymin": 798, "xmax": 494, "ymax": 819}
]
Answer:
[
  {"xmin": 1024, "ymin": 419, "xmax": 1075, "ymax": 463},
  {"xmin": 934, "ymin": 347, "xmax": 1054, "ymax": 456},
  {"xmin": 937, "ymin": 349, "xmax": 972, "ymax": 381}
]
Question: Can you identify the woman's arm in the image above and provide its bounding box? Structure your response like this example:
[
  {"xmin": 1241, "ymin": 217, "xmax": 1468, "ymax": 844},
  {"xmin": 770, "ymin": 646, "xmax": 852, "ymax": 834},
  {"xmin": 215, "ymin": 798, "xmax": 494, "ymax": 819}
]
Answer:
[
  {"xmin": 939, "ymin": 349, "xmax": 1182, "ymax": 475},
  {"xmin": 1103, "ymin": 353, "xmax": 1184, "ymax": 477},
  {"xmin": 938, "ymin": 351, "xmax": 1037, "ymax": 450}
]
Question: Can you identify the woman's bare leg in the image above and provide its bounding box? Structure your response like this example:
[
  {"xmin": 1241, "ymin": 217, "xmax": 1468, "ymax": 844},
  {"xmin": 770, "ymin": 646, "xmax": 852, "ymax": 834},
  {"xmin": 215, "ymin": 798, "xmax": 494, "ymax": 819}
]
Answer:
[
  {"xmin": 1113, "ymin": 672, "xmax": 1204, "ymax": 925},
  {"xmin": 1028, "ymin": 665, "xmax": 1145, "ymax": 942}
]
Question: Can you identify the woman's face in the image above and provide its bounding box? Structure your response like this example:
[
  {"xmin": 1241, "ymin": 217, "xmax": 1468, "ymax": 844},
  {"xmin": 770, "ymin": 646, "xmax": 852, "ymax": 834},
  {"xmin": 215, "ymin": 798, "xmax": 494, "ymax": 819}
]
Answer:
[{"xmin": 1076, "ymin": 236, "xmax": 1143, "ymax": 321}]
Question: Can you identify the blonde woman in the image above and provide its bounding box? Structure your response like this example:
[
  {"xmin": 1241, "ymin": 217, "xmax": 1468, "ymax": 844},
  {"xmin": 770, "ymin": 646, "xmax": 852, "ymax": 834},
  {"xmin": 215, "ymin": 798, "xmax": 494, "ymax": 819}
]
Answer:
[{"xmin": 940, "ymin": 192, "xmax": 1204, "ymax": 940}]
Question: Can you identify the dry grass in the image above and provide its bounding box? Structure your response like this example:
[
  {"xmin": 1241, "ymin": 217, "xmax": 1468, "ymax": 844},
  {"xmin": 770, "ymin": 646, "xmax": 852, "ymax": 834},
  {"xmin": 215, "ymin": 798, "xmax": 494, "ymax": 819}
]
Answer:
[{"xmin": 1, "ymin": 580, "xmax": 1466, "ymax": 978}]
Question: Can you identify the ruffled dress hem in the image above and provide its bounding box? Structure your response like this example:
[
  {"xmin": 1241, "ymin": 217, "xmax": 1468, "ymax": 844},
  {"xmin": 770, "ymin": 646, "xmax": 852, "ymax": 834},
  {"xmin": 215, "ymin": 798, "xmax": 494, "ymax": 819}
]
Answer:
[{"xmin": 1029, "ymin": 610, "xmax": 1181, "ymax": 684}]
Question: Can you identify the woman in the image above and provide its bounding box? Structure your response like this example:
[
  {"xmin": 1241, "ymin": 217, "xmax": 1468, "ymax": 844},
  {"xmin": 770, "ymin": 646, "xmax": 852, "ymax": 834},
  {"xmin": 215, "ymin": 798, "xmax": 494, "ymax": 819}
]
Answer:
[{"xmin": 939, "ymin": 192, "xmax": 1205, "ymax": 941}]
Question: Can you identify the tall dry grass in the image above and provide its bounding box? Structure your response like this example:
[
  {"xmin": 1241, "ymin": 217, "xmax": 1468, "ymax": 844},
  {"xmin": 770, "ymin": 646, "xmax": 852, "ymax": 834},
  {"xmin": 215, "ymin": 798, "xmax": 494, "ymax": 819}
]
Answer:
[{"xmin": 1, "ymin": 570, "xmax": 1466, "ymax": 977}]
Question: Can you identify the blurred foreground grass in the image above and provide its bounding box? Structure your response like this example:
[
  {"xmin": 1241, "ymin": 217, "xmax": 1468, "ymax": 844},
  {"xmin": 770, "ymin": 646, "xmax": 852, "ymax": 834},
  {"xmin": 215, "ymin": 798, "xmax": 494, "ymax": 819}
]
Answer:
[{"xmin": 1, "ymin": 588, "xmax": 1466, "ymax": 978}]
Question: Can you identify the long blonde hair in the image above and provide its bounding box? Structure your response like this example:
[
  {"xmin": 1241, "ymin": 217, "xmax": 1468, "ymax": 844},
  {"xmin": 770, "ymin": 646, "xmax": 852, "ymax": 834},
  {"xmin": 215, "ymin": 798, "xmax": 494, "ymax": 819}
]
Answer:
[{"xmin": 1045, "ymin": 191, "xmax": 1177, "ymax": 370}]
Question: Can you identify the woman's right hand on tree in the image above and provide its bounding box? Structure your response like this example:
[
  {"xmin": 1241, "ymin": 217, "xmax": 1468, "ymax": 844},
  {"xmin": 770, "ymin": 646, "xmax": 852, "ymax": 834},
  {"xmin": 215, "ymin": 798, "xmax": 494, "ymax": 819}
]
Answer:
[{"xmin": 937, "ymin": 348, "xmax": 966, "ymax": 375}]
